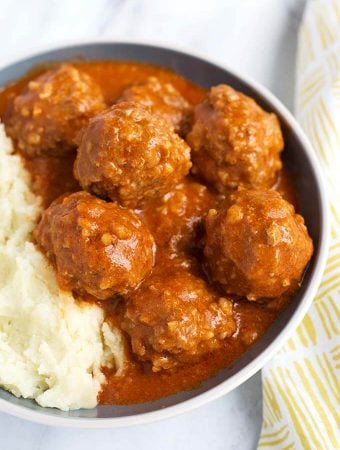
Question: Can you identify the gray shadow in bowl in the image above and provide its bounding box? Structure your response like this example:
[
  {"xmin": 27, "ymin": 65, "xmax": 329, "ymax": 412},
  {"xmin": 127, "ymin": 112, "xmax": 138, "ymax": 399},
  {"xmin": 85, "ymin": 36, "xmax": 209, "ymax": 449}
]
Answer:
[{"xmin": 0, "ymin": 43, "xmax": 323, "ymax": 420}]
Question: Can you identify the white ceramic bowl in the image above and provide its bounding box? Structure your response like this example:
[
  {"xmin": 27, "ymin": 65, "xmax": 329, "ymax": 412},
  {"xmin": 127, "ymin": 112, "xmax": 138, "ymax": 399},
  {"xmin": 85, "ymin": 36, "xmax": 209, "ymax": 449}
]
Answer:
[{"xmin": 0, "ymin": 40, "xmax": 329, "ymax": 428}]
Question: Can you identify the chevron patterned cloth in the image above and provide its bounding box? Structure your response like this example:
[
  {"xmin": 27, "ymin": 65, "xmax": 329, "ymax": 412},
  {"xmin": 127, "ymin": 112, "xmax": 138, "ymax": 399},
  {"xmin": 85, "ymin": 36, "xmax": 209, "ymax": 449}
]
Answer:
[{"xmin": 258, "ymin": 1, "xmax": 340, "ymax": 449}]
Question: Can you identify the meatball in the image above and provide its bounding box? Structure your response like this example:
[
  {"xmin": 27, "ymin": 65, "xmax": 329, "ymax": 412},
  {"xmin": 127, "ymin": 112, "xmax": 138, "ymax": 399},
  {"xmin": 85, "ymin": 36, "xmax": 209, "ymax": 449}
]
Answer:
[
  {"xmin": 119, "ymin": 77, "xmax": 192, "ymax": 135},
  {"xmin": 74, "ymin": 102, "xmax": 192, "ymax": 208},
  {"xmin": 35, "ymin": 192, "xmax": 155, "ymax": 300},
  {"xmin": 4, "ymin": 64, "xmax": 105, "ymax": 157},
  {"xmin": 139, "ymin": 178, "xmax": 217, "ymax": 256},
  {"xmin": 186, "ymin": 84, "xmax": 283, "ymax": 192},
  {"xmin": 204, "ymin": 189, "xmax": 313, "ymax": 301},
  {"xmin": 122, "ymin": 269, "xmax": 236, "ymax": 371}
]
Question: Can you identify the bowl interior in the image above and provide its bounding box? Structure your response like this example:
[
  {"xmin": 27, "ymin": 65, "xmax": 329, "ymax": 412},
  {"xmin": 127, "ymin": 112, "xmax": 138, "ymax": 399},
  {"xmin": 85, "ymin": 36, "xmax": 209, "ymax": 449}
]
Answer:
[{"xmin": 0, "ymin": 43, "xmax": 324, "ymax": 421}]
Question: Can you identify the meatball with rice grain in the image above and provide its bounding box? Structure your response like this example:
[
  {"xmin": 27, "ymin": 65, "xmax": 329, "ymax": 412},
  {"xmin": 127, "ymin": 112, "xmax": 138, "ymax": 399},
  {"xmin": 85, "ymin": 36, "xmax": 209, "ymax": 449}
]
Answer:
[
  {"xmin": 119, "ymin": 76, "xmax": 192, "ymax": 135},
  {"xmin": 122, "ymin": 269, "xmax": 236, "ymax": 371},
  {"xmin": 139, "ymin": 178, "xmax": 217, "ymax": 256},
  {"xmin": 74, "ymin": 102, "xmax": 192, "ymax": 208},
  {"xmin": 4, "ymin": 64, "xmax": 105, "ymax": 157},
  {"xmin": 35, "ymin": 192, "xmax": 155, "ymax": 300},
  {"xmin": 186, "ymin": 84, "xmax": 283, "ymax": 192},
  {"xmin": 204, "ymin": 189, "xmax": 313, "ymax": 301}
]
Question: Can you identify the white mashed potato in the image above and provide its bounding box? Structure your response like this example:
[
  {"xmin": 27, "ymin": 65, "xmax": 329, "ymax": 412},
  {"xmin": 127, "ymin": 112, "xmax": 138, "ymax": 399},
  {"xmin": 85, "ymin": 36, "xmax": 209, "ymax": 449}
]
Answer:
[{"xmin": 0, "ymin": 124, "xmax": 125, "ymax": 411}]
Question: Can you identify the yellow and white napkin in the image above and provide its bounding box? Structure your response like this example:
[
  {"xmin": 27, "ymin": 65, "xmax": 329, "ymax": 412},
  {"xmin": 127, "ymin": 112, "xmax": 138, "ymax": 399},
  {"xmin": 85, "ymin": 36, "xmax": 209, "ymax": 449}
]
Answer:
[{"xmin": 258, "ymin": 0, "xmax": 340, "ymax": 449}]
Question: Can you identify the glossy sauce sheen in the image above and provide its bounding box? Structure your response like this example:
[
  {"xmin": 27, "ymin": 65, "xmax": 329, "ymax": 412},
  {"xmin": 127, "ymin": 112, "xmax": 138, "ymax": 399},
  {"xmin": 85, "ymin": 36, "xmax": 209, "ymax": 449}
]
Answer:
[{"xmin": 0, "ymin": 61, "xmax": 296, "ymax": 405}]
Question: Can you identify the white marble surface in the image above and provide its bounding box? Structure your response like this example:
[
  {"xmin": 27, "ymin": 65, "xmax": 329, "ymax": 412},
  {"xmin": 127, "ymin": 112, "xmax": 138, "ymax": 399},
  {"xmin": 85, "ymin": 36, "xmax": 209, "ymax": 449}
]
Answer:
[{"xmin": 0, "ymin": 0, "xmax": 306, "ymax": 449}]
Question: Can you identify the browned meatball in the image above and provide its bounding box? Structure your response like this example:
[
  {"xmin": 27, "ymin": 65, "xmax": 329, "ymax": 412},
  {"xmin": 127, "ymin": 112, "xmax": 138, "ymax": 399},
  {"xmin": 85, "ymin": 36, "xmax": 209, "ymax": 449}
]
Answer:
[
  {"xmin": 204, "ymin": 189, "xmax": 313, "ymax": 301},
  {"xmin": 186, "ymin": 85, "xmax": 284, "ymax": 192},
  {"xmin": 74, "ymin": 102, "xmax": 192, "ymax": 208},
  {"xmin": 4, "ymin": 64, "xmax": 105, "ymax": 157},
  {"xmin": 35, "ymin": 192, "xmax": 155, "ymax": 300},
  {"xmin": 122, "ymin": 269, "xmax": 236, "ymax": 371},
  {"xmin": 119, "ymin": 77, "xmax": 192, "ymax": 135},
  {"xmin": 139, "ymin": 178, "xmax": 217, "ymax": 256}
]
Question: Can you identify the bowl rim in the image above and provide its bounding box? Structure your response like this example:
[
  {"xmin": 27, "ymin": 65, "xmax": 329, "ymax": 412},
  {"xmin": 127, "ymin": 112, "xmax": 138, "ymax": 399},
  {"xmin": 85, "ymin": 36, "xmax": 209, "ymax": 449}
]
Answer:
[{"xmin": 0, "ymin": 38, "xmax": 330, "ymax": 428}]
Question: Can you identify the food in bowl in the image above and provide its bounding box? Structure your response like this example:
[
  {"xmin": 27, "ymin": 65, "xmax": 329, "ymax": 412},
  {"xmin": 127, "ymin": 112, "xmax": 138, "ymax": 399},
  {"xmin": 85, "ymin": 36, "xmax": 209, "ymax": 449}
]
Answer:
[{"xmin": 0, "ymin": 60, "xmax": 313, "ymax": 410}]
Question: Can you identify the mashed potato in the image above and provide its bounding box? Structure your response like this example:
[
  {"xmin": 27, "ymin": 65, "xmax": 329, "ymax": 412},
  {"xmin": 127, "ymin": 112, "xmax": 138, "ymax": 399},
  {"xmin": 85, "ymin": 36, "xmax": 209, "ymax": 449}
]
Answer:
[{"xmin": 0, "ymin": 124, "xmax": 125, "ymax": 411}]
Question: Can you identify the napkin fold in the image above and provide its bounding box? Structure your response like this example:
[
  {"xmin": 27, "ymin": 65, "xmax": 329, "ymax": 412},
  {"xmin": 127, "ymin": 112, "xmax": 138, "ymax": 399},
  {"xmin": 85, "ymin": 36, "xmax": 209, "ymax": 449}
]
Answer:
[{"xmin": 258, "ymin": 0, "xmax": 340, "ymax": 449}]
